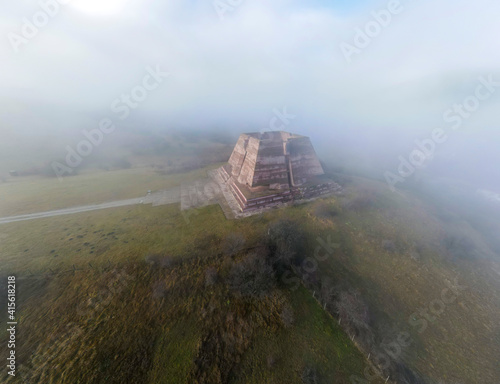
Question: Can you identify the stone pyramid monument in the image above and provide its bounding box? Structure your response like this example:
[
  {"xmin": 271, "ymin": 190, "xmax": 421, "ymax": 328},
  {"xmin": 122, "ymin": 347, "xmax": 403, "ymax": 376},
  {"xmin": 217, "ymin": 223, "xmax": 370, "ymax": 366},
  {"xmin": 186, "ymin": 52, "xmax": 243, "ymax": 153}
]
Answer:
[
  {"xmin": 228, "ymin": 131, "xmax": 324, "ymax": 188},
  {"xmin": 211, "ymin": 131, "xmax": 341, "ymax": 215}
]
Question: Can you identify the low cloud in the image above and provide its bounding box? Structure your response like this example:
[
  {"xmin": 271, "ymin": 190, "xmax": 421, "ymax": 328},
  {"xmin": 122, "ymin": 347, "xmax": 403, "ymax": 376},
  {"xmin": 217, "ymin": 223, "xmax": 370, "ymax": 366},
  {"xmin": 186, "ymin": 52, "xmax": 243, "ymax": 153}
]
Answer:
[{"xmin": 1, "ymin": 0, "xmax": 499, "ymax": 186}]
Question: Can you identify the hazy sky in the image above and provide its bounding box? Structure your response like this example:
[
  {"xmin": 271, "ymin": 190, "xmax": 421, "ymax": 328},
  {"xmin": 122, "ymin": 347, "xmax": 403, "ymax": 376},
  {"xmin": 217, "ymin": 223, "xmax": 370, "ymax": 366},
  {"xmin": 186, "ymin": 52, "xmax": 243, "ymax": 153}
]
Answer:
[{"xmin": 1, "ymin": 0, "xmax": 499, "ymax": 186}]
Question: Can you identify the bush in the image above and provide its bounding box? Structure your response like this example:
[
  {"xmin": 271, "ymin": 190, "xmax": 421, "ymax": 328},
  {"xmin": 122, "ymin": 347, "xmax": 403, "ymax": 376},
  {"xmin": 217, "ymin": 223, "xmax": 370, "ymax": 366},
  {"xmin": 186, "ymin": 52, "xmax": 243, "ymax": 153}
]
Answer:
[
  {"xmin": 319, "ymin": 278, "xmax": 337, "ymax": 309},
  {"xmin": 191, "ymin": 234, "xmax": 222, "ymax": 257},
  {"xmin": 205, "ymin": 267, "xmax": 218, "ymax": 287},
  {"xmin": 313, "ymin": 203, "xmax": 339, "ymax": 219},
  {"xmin": 228, "ymin": 253, "xmax": 275, "ymax": 298},
  {"xmin": 341, "ymin": 191, "xmax": 375, "ymax": 212},
  {"xmin": 222, "ymin": 233, "xmax": 246, "ymax": 257},
  {"xmin": 301, "ymin": 366, "xmax": 319, "ymax": 384},
  {"xmin": 335, "ymin": 289, "xmax": 373, "ymax": 346},
  {"xmin": 267, "ymin": 220, "xmax": 305, "ymax": 269},
  {"xmin": 382, "ymin": 239, "xmax": 397, "ymax": 253},
  {"xmin": 443, "ymin": 233, "xmax": 477, "ymax": 260}
]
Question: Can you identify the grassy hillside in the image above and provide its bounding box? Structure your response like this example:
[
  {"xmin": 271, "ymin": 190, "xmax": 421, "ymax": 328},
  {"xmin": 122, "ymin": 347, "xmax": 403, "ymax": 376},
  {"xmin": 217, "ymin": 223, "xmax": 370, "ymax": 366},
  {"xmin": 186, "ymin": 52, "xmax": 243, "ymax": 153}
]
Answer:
[
  {"xmin": 309, "ymin": 175, "xmax": 500, "ymax": 384},
  {"xmin": 0, "ymin": 201, "xmax": 380, "ymax": 383},
  {"xmin": 0, "ymin": 165, "xmax": 215, "ymax": 217},
  {"xmin": 1, "ymin": 163, "xmax": 499, "ymax": 383}
]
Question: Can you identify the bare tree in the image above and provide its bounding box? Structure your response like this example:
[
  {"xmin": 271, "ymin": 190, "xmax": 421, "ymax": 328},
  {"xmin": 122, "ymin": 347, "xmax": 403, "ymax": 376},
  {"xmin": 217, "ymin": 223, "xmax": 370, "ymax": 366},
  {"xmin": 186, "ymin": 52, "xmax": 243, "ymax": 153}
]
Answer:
[
  {"xmin": 228, "ymin": 253, "xmax": 275, "ymax": 298},
  {"xmin": 335, "ymin": 289, "xmax": 373, "ymax": 346},
  {"xmin": 319, "ymin": 278, "xmax": 337, "ymax": 309},
  {"xmin": 223, "ymin": 233, "xmax": 246, "ymax": 257},
  {"xmin": 267, "ymin": 220, "xmax": 305, "ymax": 269}
]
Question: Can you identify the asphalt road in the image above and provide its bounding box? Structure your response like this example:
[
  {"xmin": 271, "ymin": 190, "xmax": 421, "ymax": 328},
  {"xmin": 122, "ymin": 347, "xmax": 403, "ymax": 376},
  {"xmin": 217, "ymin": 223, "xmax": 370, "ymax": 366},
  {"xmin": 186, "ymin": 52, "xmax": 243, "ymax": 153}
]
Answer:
[
  {"xmin": 0, "ymin": 186, "xmax": 187, "ymax": 225},
  {"xmin": 0, "ymin": 198, "xmax": 145, "ymax": 225}
]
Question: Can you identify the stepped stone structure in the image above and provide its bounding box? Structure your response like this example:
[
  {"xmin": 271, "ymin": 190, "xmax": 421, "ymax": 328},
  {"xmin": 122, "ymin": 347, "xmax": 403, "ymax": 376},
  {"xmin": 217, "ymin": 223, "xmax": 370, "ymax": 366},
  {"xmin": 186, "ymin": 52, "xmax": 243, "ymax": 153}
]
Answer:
[{"xmin": 210, "ymin": 131, "xmax": 341, "ymax": 215}]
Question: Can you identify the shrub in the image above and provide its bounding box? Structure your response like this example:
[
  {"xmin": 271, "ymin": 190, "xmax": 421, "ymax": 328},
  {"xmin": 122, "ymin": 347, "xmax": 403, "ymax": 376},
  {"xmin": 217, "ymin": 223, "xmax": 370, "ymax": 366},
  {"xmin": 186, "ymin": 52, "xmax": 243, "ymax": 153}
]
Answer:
[
  {"xmin": 205, "ymin": 267, "xmax": 218, "ymax": 287},
  {"xmin": 319, "ymin": 278, "xmax": 337, "ymax": 309},
  {"xmin": 267, "ymin": 220, "xmax": 305, "ymax": 269},
  {"xmin": 313, "ymin": 203, "xmax": 338, "ymax": 219},
  {"xmin": 382, "ymin": 239, "xmax": 397, "ymax": 253},
  {"xmin": 222, "ymin": 233, "xmax": 246, "ymax": 257},
  {"xmin": 335, "ymin": 289, "xmax": 373, "ymax": 346},
  {"xmin": 301, "ymin": 366, "xmax": 319, "ymax": 384},
  {"xmin": 443, "ymin": 233, "xmax": 477, "ymax": 260},
  {"xmin": 228, "ymin": 253, "xmax": 275, "ymax": 298},
  {"xmin": 341, "ymin": 191, "xmax": 375, "ymax": 212}
]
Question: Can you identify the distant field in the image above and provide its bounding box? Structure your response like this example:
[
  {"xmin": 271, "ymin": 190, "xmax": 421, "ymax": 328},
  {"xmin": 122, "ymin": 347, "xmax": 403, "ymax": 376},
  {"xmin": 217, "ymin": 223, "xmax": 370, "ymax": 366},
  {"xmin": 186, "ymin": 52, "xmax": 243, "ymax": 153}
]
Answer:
[
  {"xmin": 0, "ymin": 165, "xmax": 215, "ymax": 217},
  {"xmin": 0, "ymin": 131, "xmax": 233, "ymax": 217}
]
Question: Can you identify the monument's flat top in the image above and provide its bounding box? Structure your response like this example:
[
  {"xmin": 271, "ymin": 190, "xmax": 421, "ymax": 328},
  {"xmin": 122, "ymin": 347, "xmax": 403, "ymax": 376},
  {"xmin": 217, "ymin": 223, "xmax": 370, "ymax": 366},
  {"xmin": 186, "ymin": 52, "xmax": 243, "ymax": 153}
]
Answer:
[{"xmin": 241, "ymin": 131, "xmax": 305, "ymax": 141}]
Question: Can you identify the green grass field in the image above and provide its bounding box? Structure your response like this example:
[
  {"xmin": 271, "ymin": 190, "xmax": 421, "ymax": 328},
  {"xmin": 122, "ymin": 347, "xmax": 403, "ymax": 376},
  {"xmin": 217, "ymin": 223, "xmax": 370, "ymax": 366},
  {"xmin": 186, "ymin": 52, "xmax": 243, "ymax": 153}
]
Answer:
[
  {"xmin": 0, "ymin": 165, "xmax": 381, "ymax": 383},
  {"xmin": 0, "ymin": 165, "xmax": 216, "ymax": 217},
  {"xmin": 1, "ymin": 163, "xmax": 499, "ymax": 384},
  {"xmin": 0, "ymin": 200, "xmax": 381, "ymax": 383}
]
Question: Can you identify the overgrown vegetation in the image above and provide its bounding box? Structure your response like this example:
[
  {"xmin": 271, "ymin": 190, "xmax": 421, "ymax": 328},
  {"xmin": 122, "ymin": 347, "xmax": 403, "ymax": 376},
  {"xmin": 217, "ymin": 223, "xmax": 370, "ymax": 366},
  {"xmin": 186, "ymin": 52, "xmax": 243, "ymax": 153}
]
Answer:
[
  {"xmin": 0, "ymin": 207, "xmax": 378, "ymax": 384},
  {"xmin": 2, "ymin": 159, "xmax": 500, "ymax": 384}
]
